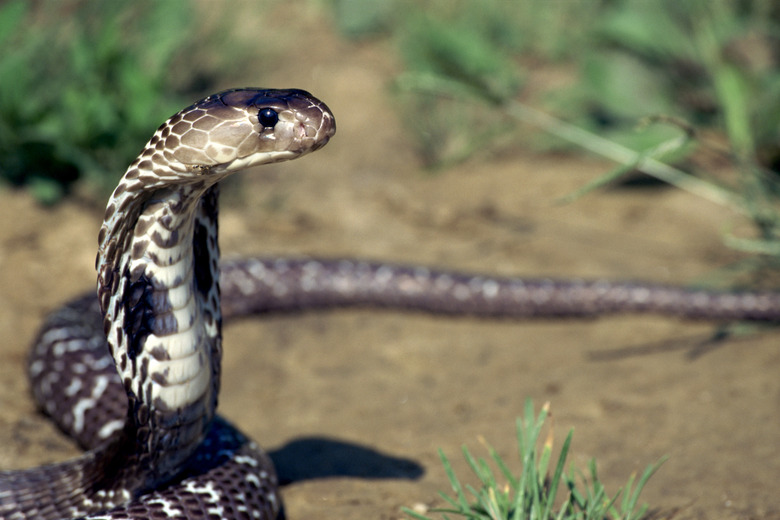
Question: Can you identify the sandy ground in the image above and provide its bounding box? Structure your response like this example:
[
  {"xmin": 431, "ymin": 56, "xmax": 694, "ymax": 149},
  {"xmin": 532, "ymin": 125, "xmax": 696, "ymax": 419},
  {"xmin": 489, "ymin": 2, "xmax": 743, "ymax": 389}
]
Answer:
[{"xmin": 1, "ymin": 8, "xmax": 779, "ymax": 520}]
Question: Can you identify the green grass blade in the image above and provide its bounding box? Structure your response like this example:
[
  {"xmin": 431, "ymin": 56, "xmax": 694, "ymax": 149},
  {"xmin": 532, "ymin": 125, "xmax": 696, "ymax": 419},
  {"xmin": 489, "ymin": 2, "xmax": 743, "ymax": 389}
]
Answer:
[
  {"xmin": 503, "ymin": 100, "xmax": 742, "ymax": 210},
  {"xmin": 621, "ymin": 456, "xmax": 668, "ymax": 520},
  {"xmin": 439, "ymin": 448, "xmax": 472, "ymax": 512},
  {"xmin": 541, "ymin": 429, "xmax": 573, "ymax": 520}
]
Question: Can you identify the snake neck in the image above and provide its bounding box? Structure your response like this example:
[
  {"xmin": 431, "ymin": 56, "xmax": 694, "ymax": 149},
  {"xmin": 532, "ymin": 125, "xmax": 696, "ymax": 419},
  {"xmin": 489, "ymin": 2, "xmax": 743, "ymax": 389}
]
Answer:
[{"xmin": 96, "ymin": 163, "xmax": 223, "ymax": 492}]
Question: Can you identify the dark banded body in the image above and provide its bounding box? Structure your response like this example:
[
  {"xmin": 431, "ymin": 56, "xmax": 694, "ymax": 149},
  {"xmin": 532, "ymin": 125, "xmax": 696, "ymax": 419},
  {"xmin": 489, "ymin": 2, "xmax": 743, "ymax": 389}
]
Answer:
[{"xmin": 219, "ymin": 258, "xmax": 780, "ymax": 321}]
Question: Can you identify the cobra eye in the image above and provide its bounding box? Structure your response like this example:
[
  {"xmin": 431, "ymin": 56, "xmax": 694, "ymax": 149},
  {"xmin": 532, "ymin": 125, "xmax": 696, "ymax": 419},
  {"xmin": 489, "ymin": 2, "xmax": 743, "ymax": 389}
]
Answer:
[{"xmin": 258, "ymin": 108, "xmax": 279, "ymax": 128}]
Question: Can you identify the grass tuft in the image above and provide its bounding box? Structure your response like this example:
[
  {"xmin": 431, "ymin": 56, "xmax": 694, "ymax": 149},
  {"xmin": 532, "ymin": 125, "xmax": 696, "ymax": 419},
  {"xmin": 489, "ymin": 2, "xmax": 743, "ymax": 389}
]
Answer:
[{"xmin": 404, "ymin": 399, "xmax": 665, "ymax": 520}]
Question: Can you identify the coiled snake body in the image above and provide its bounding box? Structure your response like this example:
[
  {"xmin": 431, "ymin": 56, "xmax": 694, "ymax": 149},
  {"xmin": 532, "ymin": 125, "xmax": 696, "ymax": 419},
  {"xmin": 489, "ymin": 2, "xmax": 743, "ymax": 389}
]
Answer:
[{"xmin": 1, "ymin": 88, "xmax": 779, "ymax": 519}]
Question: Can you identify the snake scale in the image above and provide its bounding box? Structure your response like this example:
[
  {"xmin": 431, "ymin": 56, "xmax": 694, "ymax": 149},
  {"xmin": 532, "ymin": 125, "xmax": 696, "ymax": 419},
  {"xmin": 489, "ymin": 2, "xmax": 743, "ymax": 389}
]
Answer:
[{"xmin": 1, "ymin": 88, "xmax": 779, "ymax": 520}]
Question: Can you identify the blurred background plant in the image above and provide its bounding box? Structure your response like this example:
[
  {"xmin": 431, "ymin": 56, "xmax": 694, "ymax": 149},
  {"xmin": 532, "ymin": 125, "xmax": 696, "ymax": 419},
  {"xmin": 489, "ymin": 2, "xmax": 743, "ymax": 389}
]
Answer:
[
  {"xmin": 4, "ymin": 0, "xmax": 780, "ymax": 281},
  {"xmin": 369, "ymin": 0, "xmax": 780, "ymax": 170},
  {"xmin": 0, "ymin": 0, "xmax": 236, "ymax": 204},
  {"xmin": 328, "ymin": 0, "xmax": 780, "ymax": 285}
]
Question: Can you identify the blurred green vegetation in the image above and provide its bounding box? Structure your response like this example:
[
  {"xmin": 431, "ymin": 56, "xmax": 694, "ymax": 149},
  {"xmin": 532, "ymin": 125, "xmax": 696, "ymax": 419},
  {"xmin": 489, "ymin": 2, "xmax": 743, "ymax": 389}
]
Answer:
[
  {"xmin": 329, "ymin": 0, "xmax": 780, "ymax": 283},
  {"xmin": 0, "ymin": 0, "xmax": 233, "ymax": 204},
  {"xmin": 370, "ymin": 0, "xmax": 780, "ymax": 168},
  {"xmin": 4, "ymin": 0, "xmax": 780, "ymax": 279}
]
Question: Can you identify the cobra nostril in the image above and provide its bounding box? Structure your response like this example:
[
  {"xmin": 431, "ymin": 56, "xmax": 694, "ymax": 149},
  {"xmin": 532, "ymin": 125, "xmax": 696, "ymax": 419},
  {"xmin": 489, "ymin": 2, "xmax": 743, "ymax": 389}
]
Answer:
[{"xmin": 297, "ymin": 122, "xmax": 309, "ymax": 139}]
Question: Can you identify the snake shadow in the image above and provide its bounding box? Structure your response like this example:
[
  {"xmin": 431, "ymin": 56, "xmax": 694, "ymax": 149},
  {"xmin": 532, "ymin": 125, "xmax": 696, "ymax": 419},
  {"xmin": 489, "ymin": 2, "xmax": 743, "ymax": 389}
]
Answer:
[{"xmin": 268, "ymin": 437, "xmax": 424, "ymax": 485}]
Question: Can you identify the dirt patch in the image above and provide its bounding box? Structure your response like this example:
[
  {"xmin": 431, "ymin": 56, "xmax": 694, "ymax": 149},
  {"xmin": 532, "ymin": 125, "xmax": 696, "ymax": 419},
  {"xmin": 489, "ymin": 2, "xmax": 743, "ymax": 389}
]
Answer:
[{"xmin": 1, "ymin": 9, "xmax": 779, "ymax": 520}]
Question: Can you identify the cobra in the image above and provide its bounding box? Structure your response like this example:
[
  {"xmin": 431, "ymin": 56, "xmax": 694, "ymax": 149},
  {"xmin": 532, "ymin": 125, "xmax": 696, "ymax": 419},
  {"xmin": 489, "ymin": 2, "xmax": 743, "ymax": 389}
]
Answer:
[
  {"xmin": 2, "ymin": 88, "xmax": 780, "ymax": 520},
  {"xmin": 1, "ymin": 88, "xmax": 334, "ymax": 520}
]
